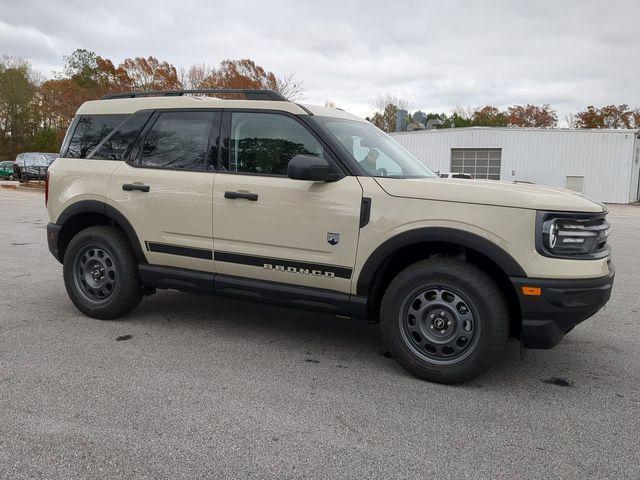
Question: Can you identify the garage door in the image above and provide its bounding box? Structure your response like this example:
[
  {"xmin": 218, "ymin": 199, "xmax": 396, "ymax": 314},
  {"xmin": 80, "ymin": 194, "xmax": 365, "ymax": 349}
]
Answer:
[{"xmin": 451, "ymin": 148, "xmax": 501, "ymax": 180}]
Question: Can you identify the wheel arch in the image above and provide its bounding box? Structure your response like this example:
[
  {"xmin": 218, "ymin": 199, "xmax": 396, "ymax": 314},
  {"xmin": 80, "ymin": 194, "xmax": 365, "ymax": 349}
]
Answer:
[
  {"xmin": 357, "ymin": 227, "xmax": 525, "ymax": 336},
  {"xmin": 54, "ymin": 200, "xmax": 147, "ymax": 264}
]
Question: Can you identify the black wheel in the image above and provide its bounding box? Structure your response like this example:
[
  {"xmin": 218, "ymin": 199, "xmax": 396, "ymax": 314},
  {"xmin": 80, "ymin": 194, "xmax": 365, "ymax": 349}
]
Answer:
[
  {"xmin": 63, "ymin": 226, "xmax": 143, "ymax": 319},
  {"xmin": 380, "ymin": 258, "xmax": 508, "ymax": 384}
]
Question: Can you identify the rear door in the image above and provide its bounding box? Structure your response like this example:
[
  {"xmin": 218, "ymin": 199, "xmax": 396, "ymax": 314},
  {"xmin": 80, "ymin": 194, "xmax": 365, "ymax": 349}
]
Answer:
[
  {"xmin": 212, "ymin": 111, "xmax": 362, "ymax": 294},
  {"xmin": 106, "ymin": 110, "xmax": 220, "ymax": 272}
]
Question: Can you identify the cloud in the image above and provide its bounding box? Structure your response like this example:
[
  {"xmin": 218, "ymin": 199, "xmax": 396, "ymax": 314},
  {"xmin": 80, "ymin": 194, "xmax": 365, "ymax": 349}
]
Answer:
[{"xmin": 1, "ymin": 0, "xmax": 638, "ymax": 122}]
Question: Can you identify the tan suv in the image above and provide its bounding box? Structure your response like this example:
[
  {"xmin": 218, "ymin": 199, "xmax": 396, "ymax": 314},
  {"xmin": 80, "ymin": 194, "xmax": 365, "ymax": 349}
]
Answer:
[{"xmin": 45, "ymin": 89, "xmax": 614, "ymax": 383}]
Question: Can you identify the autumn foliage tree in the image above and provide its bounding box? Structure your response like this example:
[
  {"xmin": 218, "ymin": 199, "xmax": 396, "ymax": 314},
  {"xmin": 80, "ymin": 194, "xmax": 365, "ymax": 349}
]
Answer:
[
  {"xmin": 0, "ymin": 51, "xmax": 307, "ymax": 159},
  {"xmin": 180, "ymin": 58, "xmax": 304, "ymax": 100},
  {"xmin": 120, "ymin": 57, "xmax": 180, "ymax": 91},
  {"xmin": 507, "ymin": 104, "xmax": 557, "ymax": 128},
  {"xmin": 572, "ymin": 104, "xmax": 640, "ymax": 129},
  {"xmin": 471, "ymin": 106, "xmax": 508, "ymax": 127}
]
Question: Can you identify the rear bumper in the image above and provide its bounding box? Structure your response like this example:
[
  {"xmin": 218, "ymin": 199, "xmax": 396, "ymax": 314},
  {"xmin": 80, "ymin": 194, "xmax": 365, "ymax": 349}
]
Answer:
[
  {"xmin": 510, "ymin": 262, "xmax": 615, "ymax": 349},
  {"xmin": 47, "ymin": 222, "xmax": 63, "ymax": 263}
]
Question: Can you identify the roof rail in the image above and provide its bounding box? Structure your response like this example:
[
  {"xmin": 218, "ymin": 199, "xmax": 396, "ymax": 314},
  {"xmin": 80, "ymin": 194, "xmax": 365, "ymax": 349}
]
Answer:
[{"xmin": 100, "ymin": 89, "xmax": 288, "ymax": 101}]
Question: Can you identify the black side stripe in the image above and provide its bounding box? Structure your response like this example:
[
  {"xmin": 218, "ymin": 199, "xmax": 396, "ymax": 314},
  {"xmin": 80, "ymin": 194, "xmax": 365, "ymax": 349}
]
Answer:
[
  {"xmin": 146, "ymin": 242, "xmax": 213, "ymax": 260},
  {"xmin": 214, "ymin": 251, "xmax": 352, "ymax": 279}
]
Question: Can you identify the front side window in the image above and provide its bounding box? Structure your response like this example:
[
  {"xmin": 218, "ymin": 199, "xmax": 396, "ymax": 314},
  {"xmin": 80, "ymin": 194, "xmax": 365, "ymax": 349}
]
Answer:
[
  {"xmin": 318, "ymin": 117, "xmax": 436, "ymax": 178},
  {"xmin": 139, "ymin": 111, "xmax": 215, "ymax": 170},
  {"xmin": 66, "ymin": 115, "xmax": 127, "ymax": 158},
  {"xmin": 225, "ymin": 112, "xmax": 323, "ymax": 175}
]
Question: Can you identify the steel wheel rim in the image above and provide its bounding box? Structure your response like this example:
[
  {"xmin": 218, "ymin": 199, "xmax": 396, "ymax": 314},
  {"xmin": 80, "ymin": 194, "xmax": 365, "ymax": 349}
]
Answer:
[
  {"xmin": 73, "ymin": 245, "xmax": 117, "ymax": 305},
  {"xmin": 398, "ymin": 283, "xmax": 481, "ymax": 365}
]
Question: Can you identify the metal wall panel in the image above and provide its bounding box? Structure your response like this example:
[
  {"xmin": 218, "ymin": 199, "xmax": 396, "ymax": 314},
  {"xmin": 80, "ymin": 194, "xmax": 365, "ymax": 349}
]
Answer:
[{"xmin": 391, "ymin": 128, "xmax": 638, "ymax": 204}]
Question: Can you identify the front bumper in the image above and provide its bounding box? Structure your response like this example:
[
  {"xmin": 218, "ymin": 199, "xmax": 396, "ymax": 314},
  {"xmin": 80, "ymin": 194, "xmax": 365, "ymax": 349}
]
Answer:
[{"xmin": 510, "ymin": 261, "xmax": 615, "ymax": 349}]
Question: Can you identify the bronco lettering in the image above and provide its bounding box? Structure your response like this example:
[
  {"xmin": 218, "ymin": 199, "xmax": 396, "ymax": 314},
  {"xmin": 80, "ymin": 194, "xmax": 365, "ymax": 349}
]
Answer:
[{"xmin": 263, "ymin": 263, "xmax": 335, "ymax": 278}]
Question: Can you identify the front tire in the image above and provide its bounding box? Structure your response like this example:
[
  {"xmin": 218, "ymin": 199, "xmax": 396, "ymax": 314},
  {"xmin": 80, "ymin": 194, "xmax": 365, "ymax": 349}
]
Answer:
[
  {"xmin": 63, "ymin": 226, "xmax": 143, "ymax": 319},
  {"xmin": 380, "ymin": 258, "xmax": 508, "ymax": 384}
]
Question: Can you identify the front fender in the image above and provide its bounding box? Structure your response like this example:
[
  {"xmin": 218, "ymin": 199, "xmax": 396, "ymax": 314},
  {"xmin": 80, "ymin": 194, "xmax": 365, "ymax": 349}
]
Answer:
[{"xmin": 355, "ymin": 227, "xmax": 526, "ymax": 295}]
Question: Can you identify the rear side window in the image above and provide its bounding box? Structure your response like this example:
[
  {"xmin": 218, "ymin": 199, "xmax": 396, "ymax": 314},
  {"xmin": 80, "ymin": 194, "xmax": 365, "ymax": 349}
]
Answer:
[
  {"xmin": 225, "ymin": 112, "xmax": 323, "ymax": 175},
  {"xmin": 92, "ymin": 112, "xmax": 151, "ymax": 160},
  {"xmin": 65, "ymin": 115, "xmax": 127, "ymax": 158},
  {"xmin": 137, "ymin": 111, "xmax": 216, "ymax": 170}
]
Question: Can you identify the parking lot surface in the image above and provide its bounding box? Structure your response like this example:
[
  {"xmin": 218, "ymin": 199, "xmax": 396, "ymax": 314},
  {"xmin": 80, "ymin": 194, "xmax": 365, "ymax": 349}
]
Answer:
[{"xmin": 1, "ymin": 187, "xmax": 639, "ymax": 479}]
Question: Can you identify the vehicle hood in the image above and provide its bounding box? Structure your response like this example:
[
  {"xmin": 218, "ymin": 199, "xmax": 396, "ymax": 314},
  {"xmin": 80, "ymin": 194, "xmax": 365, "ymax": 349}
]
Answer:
[{"xmin": 374, "ymin": 177, "xmax": 605, "ymax": 212}]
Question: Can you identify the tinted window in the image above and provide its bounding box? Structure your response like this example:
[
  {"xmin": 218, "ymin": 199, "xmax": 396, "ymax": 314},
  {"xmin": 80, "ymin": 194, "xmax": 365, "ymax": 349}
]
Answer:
[
  {"xmin": 139, "ymin": 112, "xmax": 214, "ymax": 170},
  {"xmin": 66, "ymin": 115, "xmax": 127, "ymax": 158},
  {"xmin": 92, "ymin": 112, "xmax": 151, "ymax": 160},
  {"xmin": 226, "ymin": 113, "xmax": 323, "ymax": 175}
]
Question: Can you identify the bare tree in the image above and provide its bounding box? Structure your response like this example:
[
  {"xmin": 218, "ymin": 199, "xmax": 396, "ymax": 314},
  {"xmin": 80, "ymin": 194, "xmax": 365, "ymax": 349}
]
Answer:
[
  {"xmin": 275, "ymin": 73, "xmax": 305, "ymax": 101},
  {"xmin": 369, "ymin": 93, "xmax": 410, "ymax": 113},
  {"xmin": 180, "ymin": 62, "xmax": 215, "ymax": 90},
  {"xmin": 451, "ymin": 105, "xmax": 475, "ymax": 121}
]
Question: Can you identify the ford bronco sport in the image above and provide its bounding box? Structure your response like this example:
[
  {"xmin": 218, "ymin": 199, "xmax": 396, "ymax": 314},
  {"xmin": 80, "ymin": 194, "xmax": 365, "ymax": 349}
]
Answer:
[{"xmin": 46, "ymin": 89, "xmax": 614, "ymax": 383}]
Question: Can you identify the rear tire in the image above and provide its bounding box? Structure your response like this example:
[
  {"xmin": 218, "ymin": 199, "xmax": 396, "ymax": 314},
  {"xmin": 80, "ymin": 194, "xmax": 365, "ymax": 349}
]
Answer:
[
  {"xmin": 380, "ymin": 258, "xmax": 508, "ymax": 384},
  {"xmin": 63, "ymin": 226, "xmax": 143, "ymax": 319}
]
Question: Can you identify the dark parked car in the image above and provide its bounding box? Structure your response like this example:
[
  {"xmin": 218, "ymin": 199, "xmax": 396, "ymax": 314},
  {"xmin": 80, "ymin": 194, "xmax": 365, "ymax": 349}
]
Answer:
[{"xmin": 13, "ymin": 153, "xmax": 58, "ymax": 181}]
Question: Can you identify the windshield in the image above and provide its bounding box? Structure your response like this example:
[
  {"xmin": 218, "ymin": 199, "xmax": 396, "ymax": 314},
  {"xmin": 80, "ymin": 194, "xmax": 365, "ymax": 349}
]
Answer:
[{"xmin": 318, "ymin": 117, "xmax": 436, "ymax": 178}]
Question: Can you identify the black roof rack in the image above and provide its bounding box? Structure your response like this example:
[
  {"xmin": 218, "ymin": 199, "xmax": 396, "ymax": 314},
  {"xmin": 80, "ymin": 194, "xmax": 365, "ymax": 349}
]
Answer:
[{"xmin": 100, "ymin": 89, "xmax": 288, "ymax": 101}]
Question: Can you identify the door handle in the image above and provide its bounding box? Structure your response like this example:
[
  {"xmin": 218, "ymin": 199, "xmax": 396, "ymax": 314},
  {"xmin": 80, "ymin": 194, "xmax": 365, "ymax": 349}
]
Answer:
[
  {"xmin": 122, "ymin": 183, "xmax": 150, "ymax": 193},
  {"xmin": 224, "ymin": 191, "xmax": 258, "ymax": 201}
]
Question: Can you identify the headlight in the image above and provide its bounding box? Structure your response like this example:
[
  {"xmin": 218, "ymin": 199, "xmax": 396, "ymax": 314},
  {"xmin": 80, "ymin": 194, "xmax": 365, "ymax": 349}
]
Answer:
[{"xmin": 536, "ymin": 211, "xmax": 610, "ymax": 259}]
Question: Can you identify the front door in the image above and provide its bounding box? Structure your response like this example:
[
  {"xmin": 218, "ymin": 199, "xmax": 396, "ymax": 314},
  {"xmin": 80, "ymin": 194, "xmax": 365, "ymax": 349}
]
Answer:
[
  {"xmin": 107, "ymin": 110, "xmax": 220, "ymax": 272},
  {"xmin": 212, "ymin": 111, "xmax": 362, "ymax": 294}
]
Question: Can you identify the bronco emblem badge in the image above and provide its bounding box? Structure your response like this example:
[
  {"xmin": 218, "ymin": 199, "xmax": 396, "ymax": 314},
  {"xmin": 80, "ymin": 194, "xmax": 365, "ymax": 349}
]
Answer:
[{"xmin": 327, "ymin": 232, "xmax": 340, "ymax": 246}]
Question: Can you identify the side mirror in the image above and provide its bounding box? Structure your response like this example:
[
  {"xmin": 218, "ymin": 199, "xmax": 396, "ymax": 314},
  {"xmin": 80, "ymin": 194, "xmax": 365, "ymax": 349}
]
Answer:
[{"xmin": 287, "ymin": 155, "xmax": 340, "ymax": 182}]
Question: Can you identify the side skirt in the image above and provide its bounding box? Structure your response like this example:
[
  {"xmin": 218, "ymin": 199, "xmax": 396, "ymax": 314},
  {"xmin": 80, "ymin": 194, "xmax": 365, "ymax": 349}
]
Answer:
[{"xmin": 138, "ymin": 264, "xmax": 368, "ymax": 320}]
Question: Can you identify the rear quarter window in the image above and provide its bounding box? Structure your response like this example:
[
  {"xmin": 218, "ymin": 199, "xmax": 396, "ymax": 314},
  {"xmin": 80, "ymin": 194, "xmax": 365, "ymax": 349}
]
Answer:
[
  {"xmin": 92, "ymin": 112, "xmax": 152, "ymax": 160},
  {"xmin": 64, "ymin": 114, "xmax": 128, "ymax": 159}
]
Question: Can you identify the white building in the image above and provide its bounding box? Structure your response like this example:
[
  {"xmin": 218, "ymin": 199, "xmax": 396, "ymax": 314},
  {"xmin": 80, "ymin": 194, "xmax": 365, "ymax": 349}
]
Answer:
[{"xmin": 391, "ymin": 127, "xmax": 640, "ymax": 204}]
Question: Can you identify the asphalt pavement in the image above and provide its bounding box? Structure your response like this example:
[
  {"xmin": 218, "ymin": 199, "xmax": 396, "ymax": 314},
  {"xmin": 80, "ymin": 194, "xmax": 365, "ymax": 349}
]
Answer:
[{"xmin": 1, "ymin": 186, "xmax": 638, "ymax": 479}]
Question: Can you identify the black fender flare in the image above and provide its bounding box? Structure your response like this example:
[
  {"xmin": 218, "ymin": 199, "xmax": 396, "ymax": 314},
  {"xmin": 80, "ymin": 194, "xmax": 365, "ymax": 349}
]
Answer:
[
  {"xmin": 55, "ymin": 200, "xmax": 147, "ymax": 263},
  {"xmin": 356, "ymin": 227, "xmax": 526, "ymax": 295}
]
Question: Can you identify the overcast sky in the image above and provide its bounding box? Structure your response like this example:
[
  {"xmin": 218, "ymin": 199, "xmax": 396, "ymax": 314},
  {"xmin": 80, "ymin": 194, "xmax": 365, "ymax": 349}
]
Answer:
[{"xmin": 1, "ymin": 0, "xmax": 638, "ymax": 123}]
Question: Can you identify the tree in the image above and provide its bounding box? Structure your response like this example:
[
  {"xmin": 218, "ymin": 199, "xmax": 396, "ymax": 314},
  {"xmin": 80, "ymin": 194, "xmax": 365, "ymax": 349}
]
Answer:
[
  {"xmin": 369, "ymin": 103, "xmax": 400, "ymax": 132},
  {"xmin": 61, "ymin": 49, "xmax": 101, "ymax": 90},
  {"xmin": 446, "ymin": 111, "xmax": 474, "ymax": 128},
  {"xmin": 120, "ymin": 56, "xmax": 180, "ymax": 91},
  {"xmin": 471, "ymin": 106, "xmax": 508, "ymax": 127},
  {"xmin": 58, "ymin": 49, "xmax": 133, "ymax": 97},
  {"xmin": 0, "ymin": 56, "xmax": 40, "ymax": 158},
  {"xmin": 29, "ymin": 127, "xmax": 60, "ymax": 152},
  {"xmin": 206, "ymin": 58, "xmax": 278, "ymax": 92},
  {"xmin": 572, "ymin": 105, "xmax": 636, "ymax": 129},
  {"xmin": 39, "ymin": 78, "xmax": 91, "ymax": 133},
  {"xmin": 367, "ymin": 94, "xmax": 409, "ymax": 132},
  {"xmin": 507, "ymin": 104, "xmax": 557, "ymax": 128},
  {"xmin": 179, "ymin": 62, "xmax": 215, "ymax": 90},
  {"xmin": 370, "ymin": 93, "xmax": 409, "ymax": 115},
  {"xmin": 179, "ymin": 59, "xmax": 305, "ymax": 100},
  {"xmin": 275, "ymin": 72, "xmax": 305, "ymax": 101}
]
